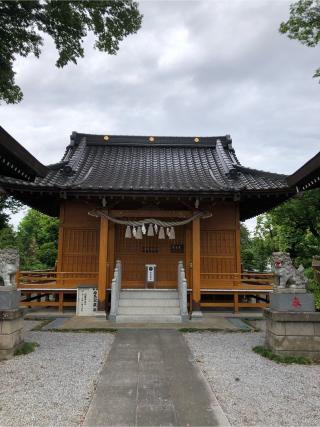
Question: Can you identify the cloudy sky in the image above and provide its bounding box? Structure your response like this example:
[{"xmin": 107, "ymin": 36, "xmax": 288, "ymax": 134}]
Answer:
[{"xmin": 1, "ymin": 0, "xmax": 319, "ymax": 228}]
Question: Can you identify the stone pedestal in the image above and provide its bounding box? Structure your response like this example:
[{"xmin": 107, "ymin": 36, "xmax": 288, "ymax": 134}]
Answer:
[
  {"xmin": 0, "ymin": 287, "xmax": 21, "ymax": 310},
  {"xmin": 270, "ymin": 289, "xmax": 315, "ymax": 312},
  {"xmin": 0, "ymin": 288, "xmax": 24, "ymax": 360},
  {"xmin": 264, "ymin": 309, "xmax": 320, "ymax": 361}
]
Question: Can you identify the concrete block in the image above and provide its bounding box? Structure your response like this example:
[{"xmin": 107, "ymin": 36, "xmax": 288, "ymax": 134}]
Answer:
[
  {"xmin": 270, "ymin": 292, "xmax": 315, "ymax": 312},
  {"xmin": 285, "ymin": 322, "xmax": 315, "ymax": 336},
  {"xmin": 116, "ymin": 315, "xmax": 182, "ymax": 323},
  {"xmin": 120, "ymin": 290, "xmax": 178, "ymax": 299},
  {"xmin": 0, "ymin": 329, "xmax": 23, "ymax": 350},
  {"xmin": 118, "ymin": 306, "xmax": 180, "ymax": 315},
  {"xmin": 314, "ymin": 323, "xmax": 320, "ymax": 336},
  {"xmin": 191, "ymin": 310, "xmax": 203, "ymax": 319},
  {"xmin": 264, "ymin": 309, "xmax": 320, "ymax": 322},
  {"xmin": 0, "ymin": 317, "xmax": 23, "ymax": 334},
  {"xmin": 0, "ymin": 348, "xmax": 15, "ymax": 360},
  {"xmin": 268, "ymin": 319, "xmax": 286, "ymax": 335},
  {"xmin": 268, "ymin": 334, "xmax": 320, "ymax": 352},
  {"xmin": 265, "ymin": 332, "xmax": 286, "ymax": 350},
  {"xmin": 0, "ymin": 289, "xmax": 21, "ymax": 310},
  {"xmin": 119, "ymin": 298, "xmax": 179, "ymax": 307}
]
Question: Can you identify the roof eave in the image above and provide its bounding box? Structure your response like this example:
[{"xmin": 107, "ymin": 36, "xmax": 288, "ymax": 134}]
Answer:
[
  {"xmin": 0, "ymin": 126, "xmax": 48, "ymax": 178},
  {"xmin": 287, "ymin": 151, "xmax": 320, "ymax": 187}
]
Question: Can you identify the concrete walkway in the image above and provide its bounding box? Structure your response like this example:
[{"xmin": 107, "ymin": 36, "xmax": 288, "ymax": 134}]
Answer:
[
  {"xmin": 42, "ymin": 313, "xmax": 254, "ymax": 331},
  {"xmin": 83, "ymin": 330, "xmax": 230, "ymax": 427}
]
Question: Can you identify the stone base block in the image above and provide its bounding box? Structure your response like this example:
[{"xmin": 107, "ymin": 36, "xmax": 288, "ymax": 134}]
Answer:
[
  {"xmin": 191, "ymin": 310, "xmax": 203, "ymax": 319},
  {"xmin": 0, "ymin": 288, "xmax": 21, "ymax": 310},
  {"xmin": 270, "ymin": 292, "xmax": 315, "ymax": 312},
  {"xmin": 264, "ymin": 309, "xmax": 320, "ymax": 361},
  {"xmin": 0, "ymin": 308, "xmax": 24, "ymax": 360}
]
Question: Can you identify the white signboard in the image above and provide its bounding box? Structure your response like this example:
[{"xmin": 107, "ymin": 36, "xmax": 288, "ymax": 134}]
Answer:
[{"xmin": 76, "ymin": 287, "xmax": 98, "ymax": 316}]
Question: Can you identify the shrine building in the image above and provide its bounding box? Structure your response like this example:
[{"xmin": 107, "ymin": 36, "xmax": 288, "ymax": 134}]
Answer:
[{"xmin": 0, "ymin": 128, "xmax": 295, "ymax": 319}]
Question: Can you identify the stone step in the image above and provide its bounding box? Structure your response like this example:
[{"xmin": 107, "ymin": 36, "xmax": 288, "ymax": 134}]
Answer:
[
  {"xmin": 119, "ymin": 298, "xmax": 179, "ymax": 307},
  {"xmin": 120, "ymin": 290, "xmax": 178, "ymax": 299},
  {"xmin": 118, "ymin": 306, "xmax": 181, "ymax": 315},
  {"xmin": 116, "ymin": 315, "xmax": 182, "ymax": 323}
]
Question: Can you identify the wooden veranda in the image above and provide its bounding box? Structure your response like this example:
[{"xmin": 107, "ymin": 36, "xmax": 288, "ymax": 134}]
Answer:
[{"xmin": 18, "ymin": 269, "xmax": 273, "ymax": 313}]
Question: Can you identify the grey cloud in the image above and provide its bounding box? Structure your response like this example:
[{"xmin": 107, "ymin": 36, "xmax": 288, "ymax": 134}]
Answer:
[{"xmin": 1, "ymin": 0, "xmax": 319, "ymax": 178}]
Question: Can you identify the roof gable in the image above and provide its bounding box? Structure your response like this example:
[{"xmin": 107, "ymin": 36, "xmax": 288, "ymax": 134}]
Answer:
[
  {"xmin": 29, "ymin": 132, "xmax": 288, "ymax": 194},
  {"xmin": 0, "ymin": 126, "xmax": 48, "ymax": 180}
]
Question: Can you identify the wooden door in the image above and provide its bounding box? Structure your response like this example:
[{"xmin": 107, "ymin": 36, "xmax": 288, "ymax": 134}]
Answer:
[{"xmin": 115, "ymin": 224, "xmax": 186, "ymax": 288}]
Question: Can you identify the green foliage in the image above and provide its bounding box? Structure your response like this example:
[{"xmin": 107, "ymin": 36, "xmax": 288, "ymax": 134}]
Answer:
[
  {"xmin": 0, "ymin": 0, "xmax": 142, "ymax": 104},
  {"xmin": 241, "ymin": 189, "xmax": 320, "ymax": 273},
  {"xmin": 14, "ymin": 341, "xmax": 39, "ymax": 356},
  {"xmin": 253, "ymin": 345, "xmax": 312, "ymax": 364},
  {"xmin": 259, "ymin": 189, "xmax": 320, "ymax": 268},
  {"xmin": 0, "ymin": 224, "xmax": 17, "ymax": 249},
  {"xmin": 280, "ymin": 0, "xmax": 320, "ymax": 80},
  {"xmin": 240, "ymin": 223, "xmax": 273, "ymax": 271},
  {"xmin": 0, "ymin": 195, "xmax": 22, "ymax": 229},
  {"xmin": 306, "ymin": 266, "xmax": 320, "ymax": 310},
  {"xmin": 17, "ymin": 209, "xmax": 59, "ymax": 270}
]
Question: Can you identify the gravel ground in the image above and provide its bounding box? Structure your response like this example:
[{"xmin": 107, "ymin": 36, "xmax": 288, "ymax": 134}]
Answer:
[
  {"xmin": 0, "ymin": 329, "xmax": 114, "ymax": 427},
  {"xmin": 184, "ymin": 332, "xmax": 320, "ymax": 426}
]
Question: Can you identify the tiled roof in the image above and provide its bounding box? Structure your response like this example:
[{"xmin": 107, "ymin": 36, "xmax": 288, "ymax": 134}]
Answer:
[
  {"xmin": 287, "ymin": 151, "xmax": 320, "ymax": 191},
  {"xmin": 0, "ymin": 126, "xmax": 47, "ymax": 180},
  {"xmin": 0, "ymin": 133, "xmax": 289, "ymax": 194}
]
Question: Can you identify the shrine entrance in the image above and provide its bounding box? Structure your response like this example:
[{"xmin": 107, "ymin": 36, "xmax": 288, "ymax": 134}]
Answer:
[{"xmin": 115, "ymin": 223, "xmax": 187, "ymax": 288}]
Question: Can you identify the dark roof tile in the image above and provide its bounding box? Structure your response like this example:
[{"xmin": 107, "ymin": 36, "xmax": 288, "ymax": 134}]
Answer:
[{"xmin": 0, "ymin": 133, "xmax": 289, "ymax": 194}]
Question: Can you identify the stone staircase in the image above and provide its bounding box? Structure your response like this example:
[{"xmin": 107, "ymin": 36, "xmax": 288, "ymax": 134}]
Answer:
[{"xmin": 115, "ymin": 289, "xmax": 183, "ymax": 323}]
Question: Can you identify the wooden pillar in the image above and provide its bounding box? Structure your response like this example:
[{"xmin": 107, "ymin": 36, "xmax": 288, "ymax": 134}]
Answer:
[
  {"xmin": 108, "ymin": 222, "xmax": 115, "ymax": 286},
  {"xmin": 192, "ymin": 217, "xmax": 201, "ymax": 312},
  {"xmin": 235, "ymin": 203, "xmax": 241, "ymax": 275},
  {"xmin": 56, "ymin": 202, "xmax": 65, "ymax": 287},
  {"xmin": 234, "ymin": 293, "xmax": 239, "ymax": 312},
  {"xmin": 98, "ymin": 215, "xmax": 109, "ymax": 309}
]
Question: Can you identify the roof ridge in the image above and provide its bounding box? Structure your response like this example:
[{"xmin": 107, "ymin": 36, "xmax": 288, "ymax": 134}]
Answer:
[
  {"xmin": 234, "ymin": 164, "xmax": 289, "ymax": 177},
  {"xmin": 69, "ymin": 132, "xmax": 233, "ymax": 148}
]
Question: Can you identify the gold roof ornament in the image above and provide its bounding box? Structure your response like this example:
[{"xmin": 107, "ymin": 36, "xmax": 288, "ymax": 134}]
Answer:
[
  {"xmin": 149, "ymin": 136, "xmax": 155, "ymax": 143},
  {"xmin": 194, "ymin": 137, "xmax": 200, "ymax": 143},
  {"xmin": 103, "ymin": 135, "xmax": 109, "ymax": 141}
]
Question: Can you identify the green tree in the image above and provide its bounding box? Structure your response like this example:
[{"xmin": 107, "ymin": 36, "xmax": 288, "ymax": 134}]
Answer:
[
  {"xmin": 0, "ymin": 195, "xmax": 22, "ymax": 229},
  {"xmin": 17, "ymin": 209, "xmax": 59, "ymax": 270},
  {"xmin": 0, "ymin": 224, "xmax": 16, "ymax": 249},
  {"xmin": 240, "ymin": 224, "xmax": 254, "ymax": 269},
  {"xmin": 255, "ymin": 189, "xmax": 320, "ymax": 268},
  {"xmin": 0, "ymin": 0, "xmax": 142, "ymax": 104},
  {"xmin": 240, "ymin": 222, "xmax": 273, "ymax": 272},
  {"xmin": 280, "ymin": 0, "xmax": 320, "ymax": 81}
]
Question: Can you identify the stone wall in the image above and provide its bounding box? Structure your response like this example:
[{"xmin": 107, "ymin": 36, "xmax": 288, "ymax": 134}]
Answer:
[
  {"xmin": 265, "ymin": 309, "xmax": 320, "ymax": 361},
  {"xmin": 0, "ymin": 308, "xmax": 24, "ymax": 360}
]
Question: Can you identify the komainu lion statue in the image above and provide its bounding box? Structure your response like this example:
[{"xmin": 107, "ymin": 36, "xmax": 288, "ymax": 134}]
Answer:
[
  {"xmin": 0, "ymin": 249, "xmax": 19, "ymax": 287},
  {"xmin": 272, "ymin": 252, "xmax": 308, "ymax": 290}
]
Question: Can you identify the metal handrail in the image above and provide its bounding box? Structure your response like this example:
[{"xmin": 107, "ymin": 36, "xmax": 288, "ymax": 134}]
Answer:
[
  {"xmin": 109, "ymin": 260, "xmax": 122, "ymax": 321},
  {"xmin": 178, "ymin": 261, "xmax": 189, "ymax": 321}
]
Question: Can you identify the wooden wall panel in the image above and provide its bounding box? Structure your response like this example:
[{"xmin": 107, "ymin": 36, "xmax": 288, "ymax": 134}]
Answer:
[
  {"xmin": 115, "ymin": 224, "xmax": 186, "ymax": 288},
  {"xmin": 62, "ymin": 228, "xmax": 99, "ymax": 272},
  {"xmin": 201, "ymin": 230, "xmax": 236, "ymax": 257},
  {"xmin": 200, "ymin": 202, "xmax": 240, "ymax": 288},
  {"xmin": 58, "ymin": 201, "xmax": 100, "ymax": 279},
  {"xmin": 201, "ymin": 203, "xmax": 236, "ymax": 230}
]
